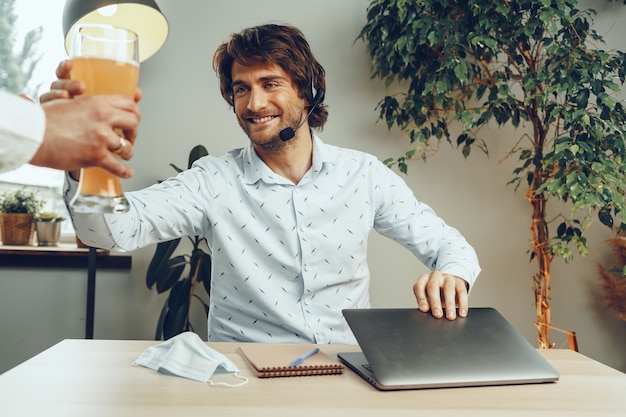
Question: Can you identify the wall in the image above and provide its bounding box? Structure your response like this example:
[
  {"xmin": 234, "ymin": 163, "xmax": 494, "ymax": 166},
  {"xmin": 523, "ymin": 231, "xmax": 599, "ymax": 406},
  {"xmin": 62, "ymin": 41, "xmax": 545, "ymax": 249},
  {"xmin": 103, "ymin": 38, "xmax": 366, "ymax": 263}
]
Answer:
[{"xmin": 1, "ymin": 0, "xmax": 625, "ymax": 373}]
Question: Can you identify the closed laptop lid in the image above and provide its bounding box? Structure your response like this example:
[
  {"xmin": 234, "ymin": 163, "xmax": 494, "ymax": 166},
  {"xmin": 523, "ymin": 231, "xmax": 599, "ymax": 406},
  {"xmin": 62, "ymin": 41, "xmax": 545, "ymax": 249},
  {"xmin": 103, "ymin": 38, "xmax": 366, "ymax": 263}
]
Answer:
[{"xmin": 340, "ymin": 307, "xmax": 559, "ymax": 390}]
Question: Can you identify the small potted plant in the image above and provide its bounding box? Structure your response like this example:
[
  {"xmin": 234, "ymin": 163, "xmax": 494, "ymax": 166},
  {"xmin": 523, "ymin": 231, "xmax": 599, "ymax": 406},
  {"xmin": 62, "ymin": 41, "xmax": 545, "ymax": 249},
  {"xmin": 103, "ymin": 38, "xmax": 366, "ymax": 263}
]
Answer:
[
  {"xmin": 0, "ymin": 188, "xmax": 44, "ymax": 245},
  {"xmin": 34, "ymin": 211, "xmax": 66, "ymax": 246}
]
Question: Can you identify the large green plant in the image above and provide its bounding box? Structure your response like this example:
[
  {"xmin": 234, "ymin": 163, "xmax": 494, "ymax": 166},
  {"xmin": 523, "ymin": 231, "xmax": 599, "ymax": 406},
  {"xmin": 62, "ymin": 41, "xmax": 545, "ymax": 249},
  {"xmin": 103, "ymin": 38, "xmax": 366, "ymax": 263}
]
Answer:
[
  {"xmin": 0, "ymin": 0, "xmax": 42, "ymax": 96},
  {"xmin": 359, "ymin": 0, "xmax": 626, "ymax": 348},
  {"xmin": 145, "ymin": 145, "xmax": 212, "ymax": 340}
]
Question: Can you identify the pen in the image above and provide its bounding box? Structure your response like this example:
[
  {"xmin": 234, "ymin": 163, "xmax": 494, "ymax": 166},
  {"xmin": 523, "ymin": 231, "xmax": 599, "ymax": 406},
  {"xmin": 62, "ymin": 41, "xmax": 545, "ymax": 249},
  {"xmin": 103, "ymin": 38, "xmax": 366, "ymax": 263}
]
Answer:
[{"xmin": 289, "ymin": 347, "xmax": 320, "ymax": 367}]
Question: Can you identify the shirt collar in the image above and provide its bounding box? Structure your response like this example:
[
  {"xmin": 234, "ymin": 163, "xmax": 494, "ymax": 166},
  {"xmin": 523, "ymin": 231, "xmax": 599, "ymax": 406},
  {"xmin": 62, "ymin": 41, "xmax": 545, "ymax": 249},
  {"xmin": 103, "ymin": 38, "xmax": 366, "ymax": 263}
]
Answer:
[{"xmin": 241, "ymin": 133, "xmax": 332, "ymax": 185}]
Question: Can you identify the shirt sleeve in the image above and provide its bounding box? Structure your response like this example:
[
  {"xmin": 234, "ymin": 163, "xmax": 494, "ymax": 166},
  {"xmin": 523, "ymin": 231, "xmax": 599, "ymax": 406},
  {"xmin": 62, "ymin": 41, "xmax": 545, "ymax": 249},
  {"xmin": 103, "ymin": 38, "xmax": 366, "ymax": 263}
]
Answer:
[
  {"xmin": 0, "ymin": 91, "xmax": 45, "ymax": 173},
  {"xmin": 371, "ymin": 160, "xmax": 481, "ymax": 289},
  {"xmin": 63, "ymin": 167, "xmax": 209, "ymax": 252}
]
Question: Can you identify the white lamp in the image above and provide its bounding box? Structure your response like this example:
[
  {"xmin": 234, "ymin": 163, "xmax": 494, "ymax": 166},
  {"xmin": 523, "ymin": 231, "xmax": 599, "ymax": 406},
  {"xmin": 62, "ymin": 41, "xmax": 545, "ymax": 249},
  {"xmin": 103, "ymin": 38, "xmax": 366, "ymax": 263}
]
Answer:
[{"xmin": 63, "ymin": 0, "xmax": 169, "ymax": 62}]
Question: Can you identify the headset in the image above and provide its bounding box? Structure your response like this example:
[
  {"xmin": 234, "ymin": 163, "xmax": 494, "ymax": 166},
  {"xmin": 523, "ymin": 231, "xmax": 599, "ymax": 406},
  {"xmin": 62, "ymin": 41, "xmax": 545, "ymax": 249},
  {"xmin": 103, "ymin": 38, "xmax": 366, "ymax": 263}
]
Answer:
[{"xmin": 279, "ymin": 70, "xmax": 325, "ymax": 141}]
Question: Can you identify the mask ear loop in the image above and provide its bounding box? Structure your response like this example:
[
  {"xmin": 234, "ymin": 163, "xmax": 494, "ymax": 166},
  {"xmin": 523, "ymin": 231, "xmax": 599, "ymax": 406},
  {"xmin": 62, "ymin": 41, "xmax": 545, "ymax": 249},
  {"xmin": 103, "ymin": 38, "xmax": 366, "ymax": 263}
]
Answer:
[{"xmin": 207, "ymin": 372, "xmax": 249, "ymax": 387}]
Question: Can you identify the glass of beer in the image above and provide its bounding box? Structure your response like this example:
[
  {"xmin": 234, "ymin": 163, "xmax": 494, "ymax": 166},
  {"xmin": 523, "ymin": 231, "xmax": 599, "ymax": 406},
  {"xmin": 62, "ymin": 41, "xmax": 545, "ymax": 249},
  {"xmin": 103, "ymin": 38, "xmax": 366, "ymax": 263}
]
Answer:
[{"xmin": 69, "ymin": 24, "xmax": 140, "ymax": 213}]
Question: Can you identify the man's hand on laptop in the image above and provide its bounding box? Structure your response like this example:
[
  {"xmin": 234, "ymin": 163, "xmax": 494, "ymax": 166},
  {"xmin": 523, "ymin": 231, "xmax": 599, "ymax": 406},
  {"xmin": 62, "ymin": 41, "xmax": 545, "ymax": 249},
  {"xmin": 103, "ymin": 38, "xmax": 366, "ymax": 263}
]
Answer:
[{"xmin": 413, "ymin": 271, "xmax": 469, "ymax": 320}]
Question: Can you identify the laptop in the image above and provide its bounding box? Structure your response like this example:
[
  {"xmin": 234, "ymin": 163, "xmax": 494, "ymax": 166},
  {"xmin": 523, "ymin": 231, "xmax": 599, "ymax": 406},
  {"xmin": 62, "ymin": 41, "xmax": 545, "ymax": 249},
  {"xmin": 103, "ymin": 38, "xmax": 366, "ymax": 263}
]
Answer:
[{"xmin": 338, "ymin": 307, "xmax": 559, "ymax": 390}]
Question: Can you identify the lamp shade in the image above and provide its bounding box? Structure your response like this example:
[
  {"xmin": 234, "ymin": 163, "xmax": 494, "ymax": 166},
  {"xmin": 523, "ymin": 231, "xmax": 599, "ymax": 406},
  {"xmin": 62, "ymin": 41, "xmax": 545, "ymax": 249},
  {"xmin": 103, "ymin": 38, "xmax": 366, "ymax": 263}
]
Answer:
[{"xmin": 63, "ymin": 0, "xmax": 169, "ymax": 62}]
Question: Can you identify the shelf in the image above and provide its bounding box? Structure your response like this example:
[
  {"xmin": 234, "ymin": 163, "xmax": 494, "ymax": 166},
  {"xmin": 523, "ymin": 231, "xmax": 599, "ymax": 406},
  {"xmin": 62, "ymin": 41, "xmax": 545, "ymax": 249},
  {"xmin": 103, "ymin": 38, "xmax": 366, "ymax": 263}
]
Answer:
[{"xmin": 0, "ymin": 243, "xmax": 131, "ymax": 269}]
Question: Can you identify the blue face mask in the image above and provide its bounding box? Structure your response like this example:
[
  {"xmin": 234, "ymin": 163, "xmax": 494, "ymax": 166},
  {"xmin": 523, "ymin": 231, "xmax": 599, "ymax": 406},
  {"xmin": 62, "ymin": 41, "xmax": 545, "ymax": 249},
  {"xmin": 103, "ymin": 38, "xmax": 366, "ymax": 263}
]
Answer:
[{"xmin": 133, "ymin": 331, "xmax": 248, "ymax": 387}]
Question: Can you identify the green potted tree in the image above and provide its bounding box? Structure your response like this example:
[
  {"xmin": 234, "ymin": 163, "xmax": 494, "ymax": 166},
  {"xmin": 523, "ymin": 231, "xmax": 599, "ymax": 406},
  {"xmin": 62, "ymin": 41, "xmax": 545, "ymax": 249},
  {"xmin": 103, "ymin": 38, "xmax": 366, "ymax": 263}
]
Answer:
[
  {"xmin": 34, "ymin": 211, "xmax": 66, "ymax": 246},
  {"xmin": 359, "ymin": 0, "xmax": 626, "ymax": 347},
  {"xmin": 0, "ymin": 188, "xmax": 44, "ymax": 245}
]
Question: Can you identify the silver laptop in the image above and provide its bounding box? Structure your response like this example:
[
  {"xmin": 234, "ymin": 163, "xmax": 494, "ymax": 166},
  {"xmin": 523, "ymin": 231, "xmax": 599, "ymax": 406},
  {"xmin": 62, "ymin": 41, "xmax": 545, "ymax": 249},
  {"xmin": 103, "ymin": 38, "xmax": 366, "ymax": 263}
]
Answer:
[{"xmin": 338, "ymin": 307, "xmax": 559, "ymax": 390}]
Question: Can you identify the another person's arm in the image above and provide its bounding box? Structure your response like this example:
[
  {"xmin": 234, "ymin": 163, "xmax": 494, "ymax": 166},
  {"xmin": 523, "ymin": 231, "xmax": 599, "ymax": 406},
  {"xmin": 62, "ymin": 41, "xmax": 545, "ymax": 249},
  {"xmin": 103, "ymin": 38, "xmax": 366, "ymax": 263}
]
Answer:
[
  {"xmin": 37, "ymin": 59, "xmax": 143, "ymax": 177},
  {"xmin": 0, "ymin": 90, "xmax": 45, "ymax": 173},
  {"xmin": 33, "ymin": 94, "xmax": 140, "ymax": 177},
  {"xmin": 1, "ymin": 88, "xmax": 140, "ymax": 176}
]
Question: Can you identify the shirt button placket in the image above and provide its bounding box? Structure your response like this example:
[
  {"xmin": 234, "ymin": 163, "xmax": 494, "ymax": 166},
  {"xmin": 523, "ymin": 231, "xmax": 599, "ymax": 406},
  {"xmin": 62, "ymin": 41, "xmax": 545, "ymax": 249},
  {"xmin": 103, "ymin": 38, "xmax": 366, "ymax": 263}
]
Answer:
[
  {"xmin": 293, "ymin": 186, "xmax": 318, "ymax": 340},
  {"xmin": 293, "ymin": 187, "xmax": 310, "ymax": 279}
]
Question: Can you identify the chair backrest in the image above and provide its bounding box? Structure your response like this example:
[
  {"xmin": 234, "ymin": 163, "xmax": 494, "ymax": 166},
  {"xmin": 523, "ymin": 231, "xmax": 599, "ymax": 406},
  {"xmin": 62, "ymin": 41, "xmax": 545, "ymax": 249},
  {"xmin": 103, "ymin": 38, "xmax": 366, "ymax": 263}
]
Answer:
[
  {"xmin": 546, "ymin": 325, "xmax": 579, "ymax": 352},
  {"xmin": 567, "ymin": 331, "xmax": 579, "ymax": 352}
]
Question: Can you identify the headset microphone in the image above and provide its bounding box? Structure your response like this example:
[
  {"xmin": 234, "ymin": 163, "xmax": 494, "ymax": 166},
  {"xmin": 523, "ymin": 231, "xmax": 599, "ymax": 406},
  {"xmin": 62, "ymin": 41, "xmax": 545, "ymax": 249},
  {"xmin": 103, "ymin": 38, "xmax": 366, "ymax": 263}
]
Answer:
[
  {"xmin": 280, "ymin": 78, "xmax": 325, "ymax": 141},
  {"xmin": 278, "ymin": 125, "xmax": 298, "ymax": 141},
  {"xmin": 279, "ymin": 106, "xmax": 314, "ymax": 141}
]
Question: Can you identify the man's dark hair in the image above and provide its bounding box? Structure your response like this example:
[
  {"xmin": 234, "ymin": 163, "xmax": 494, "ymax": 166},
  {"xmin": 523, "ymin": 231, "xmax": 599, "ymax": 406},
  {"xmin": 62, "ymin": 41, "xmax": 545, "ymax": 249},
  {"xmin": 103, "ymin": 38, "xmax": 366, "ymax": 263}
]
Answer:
[{"xmin": 213, "ymin": 24, "xmax": 328, "ymax": 129}]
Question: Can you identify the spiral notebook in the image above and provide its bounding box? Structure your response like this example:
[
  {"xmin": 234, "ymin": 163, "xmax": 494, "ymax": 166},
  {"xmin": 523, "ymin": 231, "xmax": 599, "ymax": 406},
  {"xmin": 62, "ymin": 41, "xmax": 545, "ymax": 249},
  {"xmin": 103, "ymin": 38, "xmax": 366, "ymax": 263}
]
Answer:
[{"xmin": 239, "ymin": 344, "xmax": 345, "ymax": 378}]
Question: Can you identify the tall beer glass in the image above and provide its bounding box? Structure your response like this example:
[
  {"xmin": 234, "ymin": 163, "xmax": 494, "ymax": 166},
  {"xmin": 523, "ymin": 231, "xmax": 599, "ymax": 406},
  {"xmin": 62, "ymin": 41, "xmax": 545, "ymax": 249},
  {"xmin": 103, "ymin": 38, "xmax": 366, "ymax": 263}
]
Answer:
[{"xmin": 69, "ymin": 24, "xmax": 140, "ymax": 213}]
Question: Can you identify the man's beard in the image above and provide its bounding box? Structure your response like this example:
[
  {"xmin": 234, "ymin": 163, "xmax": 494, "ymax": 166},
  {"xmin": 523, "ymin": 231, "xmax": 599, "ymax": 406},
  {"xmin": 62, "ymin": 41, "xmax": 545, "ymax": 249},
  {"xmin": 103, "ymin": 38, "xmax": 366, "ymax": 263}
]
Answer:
[{"xmin": 238, "ymin": 108, "xmax": 305, "ymax": 151}]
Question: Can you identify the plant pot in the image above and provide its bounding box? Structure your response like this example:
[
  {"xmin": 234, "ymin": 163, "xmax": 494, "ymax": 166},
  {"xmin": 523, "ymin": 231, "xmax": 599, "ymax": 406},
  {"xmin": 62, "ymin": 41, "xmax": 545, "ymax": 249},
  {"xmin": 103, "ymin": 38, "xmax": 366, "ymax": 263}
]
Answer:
[
  {"xmin": 76, "ymin": 235, "xmax": 88, "ymax": 248},
  {"xmin": 0, "ymin": 213, "xmax": 35, "ymax": 245},
  {"xmin": 35, "ymin": 221, "xmax": 62, "ymax": 246}
]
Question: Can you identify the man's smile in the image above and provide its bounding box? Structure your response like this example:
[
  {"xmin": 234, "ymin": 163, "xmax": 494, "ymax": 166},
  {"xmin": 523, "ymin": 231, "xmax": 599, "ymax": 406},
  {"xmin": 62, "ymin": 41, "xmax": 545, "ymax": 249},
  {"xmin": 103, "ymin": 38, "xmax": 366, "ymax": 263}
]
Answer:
[{"xmin": 249, "ymin": 115, "xmax": 278, "ymax": 124}]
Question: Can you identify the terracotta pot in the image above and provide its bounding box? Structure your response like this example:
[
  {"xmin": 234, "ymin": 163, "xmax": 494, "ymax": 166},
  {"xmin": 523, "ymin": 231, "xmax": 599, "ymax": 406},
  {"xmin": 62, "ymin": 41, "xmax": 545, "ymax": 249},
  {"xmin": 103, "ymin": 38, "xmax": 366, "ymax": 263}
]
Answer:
[
  {"xmin": 0, "ymin": 213, "xmax": 35, "ymax": 245},
  {"xmin": 76, "ymin": 235, "xmax": 88, "ymax": 248}
]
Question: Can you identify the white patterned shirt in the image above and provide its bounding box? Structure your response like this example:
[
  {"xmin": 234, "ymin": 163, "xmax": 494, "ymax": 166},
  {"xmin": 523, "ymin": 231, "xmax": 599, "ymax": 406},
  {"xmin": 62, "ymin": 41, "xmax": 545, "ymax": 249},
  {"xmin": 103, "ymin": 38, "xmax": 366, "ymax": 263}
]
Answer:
[
  {"xmin": 0, "ymin": 90, "xmax": 45, "ymax": 173},
  {"xmin": 65, "ymin": 135, "xmax": 480, "ymax": 344}
]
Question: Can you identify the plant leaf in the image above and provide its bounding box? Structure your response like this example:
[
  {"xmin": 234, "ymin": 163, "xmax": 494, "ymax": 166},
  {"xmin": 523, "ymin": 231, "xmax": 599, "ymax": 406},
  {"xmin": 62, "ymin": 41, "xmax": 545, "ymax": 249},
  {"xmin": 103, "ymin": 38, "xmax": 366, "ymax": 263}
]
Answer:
[
  {"xmin": 199, "ymin": 250, "xmax": 212, "ymax": 295},
  {"xmin": 188, "ymin": 145, "xmax": 209, "ymax": 169},
  {"xmin": 146, "ymin": 238, "xmax": 181, "ymax": 289},
  {"xmin": 155, "ymin": 255, "xmax": 187, "ymax": 294},
  {"xmin": 154, "ymin": 302, "xmax": 169, "ymax": 340},
  {"xmin": 162, "ymin": 303, "xmax": 189, "ymax": 340},
  {"xmin": 162, "ymin": 279, "xmax": 192, "ymax": 339}
]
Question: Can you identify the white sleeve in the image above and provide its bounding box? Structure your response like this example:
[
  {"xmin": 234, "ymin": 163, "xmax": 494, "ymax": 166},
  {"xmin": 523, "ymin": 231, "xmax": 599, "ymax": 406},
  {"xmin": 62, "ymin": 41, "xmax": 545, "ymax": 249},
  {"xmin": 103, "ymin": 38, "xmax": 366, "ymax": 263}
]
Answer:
[
  {"xmin": 63, "ymin": 167, "xmax": 209, "ymax": 253},
  {"xmin": 0, "ymin": 90, "xmax": 46, "ymax": 173},
  {"xmin": 372, "ymin": 160, "xmax": 481, "ymax": 289}
]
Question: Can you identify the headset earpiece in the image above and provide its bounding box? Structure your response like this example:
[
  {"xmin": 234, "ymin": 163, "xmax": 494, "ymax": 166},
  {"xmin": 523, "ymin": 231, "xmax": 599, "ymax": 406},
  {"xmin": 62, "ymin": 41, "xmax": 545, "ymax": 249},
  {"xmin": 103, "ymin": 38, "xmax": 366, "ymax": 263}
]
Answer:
[
  {"xmin": 310, "ymin": 69, "xmax": 324, "ymax": 108},
  {"xmin": 279, "ymin": 68, "xmax": 324, "ymax": 141}
]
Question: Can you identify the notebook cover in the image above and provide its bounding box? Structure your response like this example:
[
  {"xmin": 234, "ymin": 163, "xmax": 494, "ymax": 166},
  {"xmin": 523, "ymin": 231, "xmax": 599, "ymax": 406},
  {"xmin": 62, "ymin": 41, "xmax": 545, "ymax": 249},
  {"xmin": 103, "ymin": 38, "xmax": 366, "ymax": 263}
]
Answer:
[{"xmin": 238, "ymin": 344, "xmax": 345, "ymax": 378}]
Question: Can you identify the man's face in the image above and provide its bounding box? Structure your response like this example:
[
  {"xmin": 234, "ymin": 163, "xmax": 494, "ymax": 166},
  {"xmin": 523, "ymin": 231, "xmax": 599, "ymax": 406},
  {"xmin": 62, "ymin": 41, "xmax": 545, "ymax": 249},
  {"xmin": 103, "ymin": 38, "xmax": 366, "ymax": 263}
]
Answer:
[{"xmin": 231, "ymin": 62, "xmax": 306, "ymax": 150}]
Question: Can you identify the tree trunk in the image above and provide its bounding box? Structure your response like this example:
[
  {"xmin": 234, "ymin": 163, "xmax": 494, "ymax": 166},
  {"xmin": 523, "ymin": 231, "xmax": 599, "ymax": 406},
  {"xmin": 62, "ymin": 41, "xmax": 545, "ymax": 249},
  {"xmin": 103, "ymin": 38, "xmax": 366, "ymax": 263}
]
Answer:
[
  {"xmin": 527, "ymin": 101, "xmax": 553, "ymax": 349},
  {"xmin": 528, "ymin": 189, "xmax": 553, "ymax": 349}
]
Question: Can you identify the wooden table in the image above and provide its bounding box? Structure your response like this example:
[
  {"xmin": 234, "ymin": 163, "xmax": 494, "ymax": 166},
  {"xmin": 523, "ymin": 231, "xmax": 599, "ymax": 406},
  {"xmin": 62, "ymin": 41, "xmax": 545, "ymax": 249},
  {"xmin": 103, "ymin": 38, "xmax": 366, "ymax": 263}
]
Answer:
[{"xmin": 0, "ymin": 340, "xmax": 624, "ymax": 416}]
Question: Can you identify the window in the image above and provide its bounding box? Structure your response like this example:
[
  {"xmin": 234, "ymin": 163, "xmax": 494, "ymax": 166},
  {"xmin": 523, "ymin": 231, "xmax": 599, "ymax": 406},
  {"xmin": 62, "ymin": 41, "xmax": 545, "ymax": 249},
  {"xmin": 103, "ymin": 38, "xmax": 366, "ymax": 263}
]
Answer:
[{"xmin": 0, "ymin": 0, "xmax": 71, "ymax": 234}]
